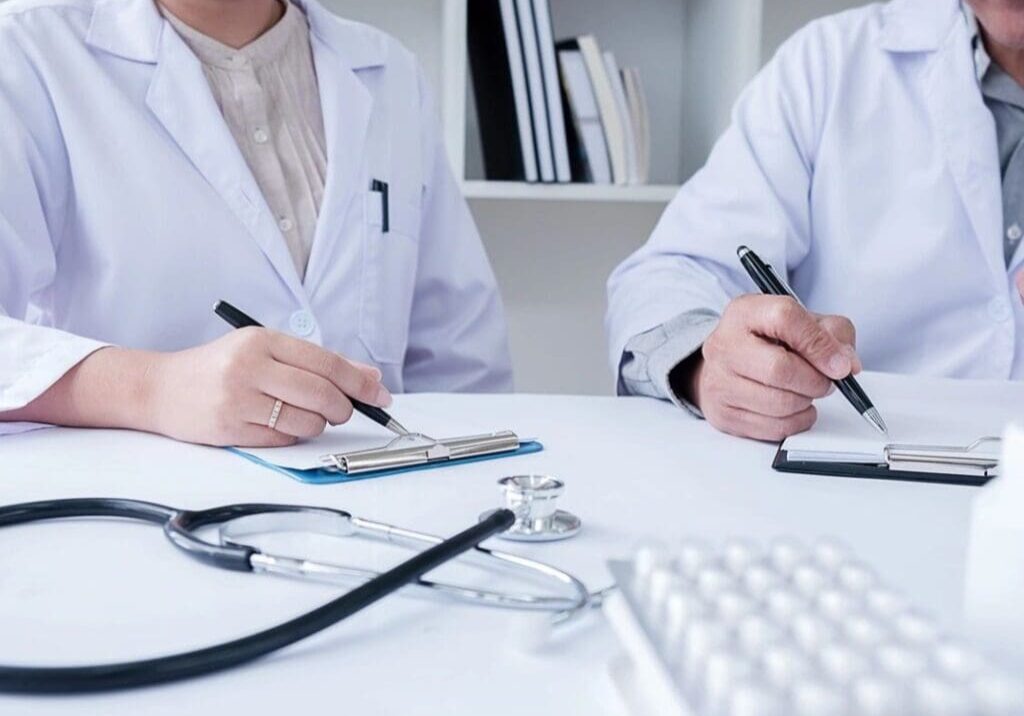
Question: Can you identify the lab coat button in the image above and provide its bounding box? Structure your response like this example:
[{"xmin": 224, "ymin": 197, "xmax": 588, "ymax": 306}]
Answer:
[
  {"xmin": 253, "ymin": 128, "xmax": 269, "ymax": 144},
  {"xmin": 278, "ymin": 217, "xmax": 294, "ymax": 232},
  {"xmin": 289, "ymin": 310, "xmax": 316, "ymax": 337},
  {"xmin": 988, "ymin": 298, "xmax": 1011, "ymax": 322}
]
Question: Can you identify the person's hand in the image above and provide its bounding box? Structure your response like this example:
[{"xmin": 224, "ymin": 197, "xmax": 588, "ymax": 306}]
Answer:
[
  {"xmin": 684, "ymin": 295, "xmax": 862, "ymax": 441},
  {"xmin": 145, "ymin": 328, "xmax": 390, "ymax": 447},
  {"xmin": 1016, "ymin": 270, "xmax": 1024, "ymax": 303}
]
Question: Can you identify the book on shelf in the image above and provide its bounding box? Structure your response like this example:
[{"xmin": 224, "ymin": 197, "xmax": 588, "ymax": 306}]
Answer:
[
  {"xmin": 621, "ymin": 67, "xmax": 651, "ymax": 185},
  {"xmin": 557, "ymin": 48, "xmax": 612, "ymax": 185},
  {"xmin": 603, "ymin": 51, "xmax": 639, "ymax": 185},
  {"xmin": 467, "ymin": 0, "xmax": 539, "ymax": 182},
  {"xmin": 562, "ymin": 35, "xmax": 628, "ymax": 186},
  {"xmin": 514, "ymin": 0, "xmax": 555, "ymax": 183},
  {"xmin": 531, "ymin": 0, "xmax": 572, "ymax": 182}
]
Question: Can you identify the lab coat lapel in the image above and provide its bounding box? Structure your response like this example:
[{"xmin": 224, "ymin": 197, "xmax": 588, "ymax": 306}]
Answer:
[
  {"xmin": 919, "ymin": 18, "xmax": 1005, "ymax": 284},
  {"xmin": 300, "ymin": 0, "xmax": 385, "ymax": 291},
  {"xmin": 144, "ymin": 20, "xmax": 307, "ymax": 301}
]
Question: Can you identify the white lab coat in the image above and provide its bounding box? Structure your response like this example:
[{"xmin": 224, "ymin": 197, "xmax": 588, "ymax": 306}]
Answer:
[
  {"xmin": 607, "ymin": 0, "xmax": 1024, "ymax": 383},
  {"xmin": 0, "ymin": 0, "xmax": 513, "ymax": 425}
]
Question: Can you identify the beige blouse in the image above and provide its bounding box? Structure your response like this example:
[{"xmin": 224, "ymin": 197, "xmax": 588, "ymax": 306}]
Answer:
[{"xmin": 162, "ymin": 1, "xmax": 326, "ymax": 279}]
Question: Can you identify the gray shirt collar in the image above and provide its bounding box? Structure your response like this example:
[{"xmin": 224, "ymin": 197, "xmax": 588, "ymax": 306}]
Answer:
[{"xmin": 963, "ymin": 2, "xmax": 1024, "ymax": 109}]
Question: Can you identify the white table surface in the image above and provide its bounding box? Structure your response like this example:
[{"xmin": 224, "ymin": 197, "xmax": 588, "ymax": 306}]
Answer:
[{"xmin": 0, "ymin": 391, "xmax": 1009, "ymax": 715}]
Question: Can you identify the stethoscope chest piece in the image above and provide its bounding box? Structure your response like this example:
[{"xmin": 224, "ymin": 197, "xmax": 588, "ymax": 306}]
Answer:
[{"xmin": 482, "ymin": 475, "xmax": 581, "ymax": 542}]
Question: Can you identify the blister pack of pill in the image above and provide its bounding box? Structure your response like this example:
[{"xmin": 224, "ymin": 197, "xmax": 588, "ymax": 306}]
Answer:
[{"xmin": 604, "ymin": 537, "xmax": 1023, "ymax": 716}]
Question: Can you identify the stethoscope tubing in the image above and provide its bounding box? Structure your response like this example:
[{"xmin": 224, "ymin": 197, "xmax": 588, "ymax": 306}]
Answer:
[
  {"xmin": 228, "ymin": 514, "xmax": 594, "ymax": 612},
  {"xmin": 0, "ymin": 499, "xmax": 514, "ymax": 694}
]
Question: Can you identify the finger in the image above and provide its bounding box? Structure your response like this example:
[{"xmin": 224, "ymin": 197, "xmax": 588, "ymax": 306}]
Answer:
[
  {"xmin": 815, "ymin": 314, "xmax": 856, "ymax": 347},
  {"xmin": 750, "ymin": 297, "xmax": 852, "ymax": 379},
  {"xmin": 714, "ymin": 404, "xmax": 818, "ymax": 442},
  {"xmin": 1016, "ymin": 270, "xmax": 1024, "ymax": 301},
  {"xmin": 244, "ymin": 395, "xmax": 328, "ymax": 439},
  {"xmin": 260, "ymin": 362, "xmax": 355, "ymax": 425},
  {"xmin": 264, "ymin": 401, "xmax": 328, "ymax": 439},
  {"xmin": 348, "ymin": 359, "xmax": 383, "ymax": 381},
  {"xmin": 268, "ymin": 333, "xmax": 391, "ymax": 407},
  {"xmin": 229, "ymin": 424, "xmax": 300, "ymax": 448},
  {"xmin": 718, "ymin": 373, "xmax": 814, "ymax": 418},
  {"xmin": 718, "ymin": 334, "xmax": 833, "ymax": 399},
  {"xmin": 815, "ymin": 314, "xmax": 862, "ymax": 373}
]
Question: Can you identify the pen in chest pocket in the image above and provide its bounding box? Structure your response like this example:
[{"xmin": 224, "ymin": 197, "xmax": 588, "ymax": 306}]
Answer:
[{"xmin": 371, "ymin": 179, "xmax": 390, "ymax": 233}]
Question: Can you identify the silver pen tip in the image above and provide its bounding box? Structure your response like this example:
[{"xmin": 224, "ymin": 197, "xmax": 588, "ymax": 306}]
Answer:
[
  {"xmin": 864, "ymin": 408, "xmax": 889, "ymax": 438},
  {"xmin": 387, "ymin": 419, "xmax": 411, "ymax": 437}
]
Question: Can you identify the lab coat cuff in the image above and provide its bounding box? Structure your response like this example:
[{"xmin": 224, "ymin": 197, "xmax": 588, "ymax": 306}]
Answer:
[
  {"xmin": 0, "ymin": 333, "xmax": 110, "ymax": 418},
  {"xmin": 647, "ymin": 317, "xmax": 719, "ymax": 418},
  {"xmin": 0, "ymin": 421, "xmax": 53, "ymax": 437}
]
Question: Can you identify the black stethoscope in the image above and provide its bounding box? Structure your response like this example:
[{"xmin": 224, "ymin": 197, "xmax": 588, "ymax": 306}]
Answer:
[{"xmin": 0, "ymin": 498, "xmax": 516, "ymax": 694}]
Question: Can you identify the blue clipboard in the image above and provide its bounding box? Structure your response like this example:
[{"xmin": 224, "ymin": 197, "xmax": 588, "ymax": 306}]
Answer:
[{"xmin": 228, "ymin": 440, "xmax": 544, "ymax": 485}]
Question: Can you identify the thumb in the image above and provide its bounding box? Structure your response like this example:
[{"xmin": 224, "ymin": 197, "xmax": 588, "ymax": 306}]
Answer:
[
  {"xmin": 754, "ymin": 298, "xmax": 852, "ymax": 380},
  {"xmin": 815, "ymin": 314, "xmax": 862, "ymax": 374}
]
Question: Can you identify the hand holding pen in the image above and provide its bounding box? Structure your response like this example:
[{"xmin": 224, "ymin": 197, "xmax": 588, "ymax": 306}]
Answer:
[
  {"xmin": 735, "ymin": 247, "xmax": 887, "ymax": 437},
  {"xmin": 214, "ymin": 301, "xmax": 409, "ymax": 439},
  {"xmin": 676, "ymin": 247, "xmax": 884, "ymax": 442},
  {"xmin": 136, "ymin": 303, "xmax": 394, "ymax": 448}
]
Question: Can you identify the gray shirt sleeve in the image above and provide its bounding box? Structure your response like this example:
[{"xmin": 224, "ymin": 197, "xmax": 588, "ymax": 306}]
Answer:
[{"xmin": 617, "ymin": 309, "xmax": 720, "ymax": 415}]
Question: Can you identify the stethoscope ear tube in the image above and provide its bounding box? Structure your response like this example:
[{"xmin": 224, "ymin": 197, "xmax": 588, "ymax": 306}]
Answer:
[{"xmin": 0, "ymin": 508, "xmax": 515, "ymax": 694}]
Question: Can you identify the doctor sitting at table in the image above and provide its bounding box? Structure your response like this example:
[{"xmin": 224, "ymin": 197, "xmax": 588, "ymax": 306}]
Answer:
[
  {"xmin": 607, "ymin": 0, "xmax": 1024, "ymax": 442},
  {"xmin": 0, "ymin": 0, "xmax": 512, "ymax": 445}
]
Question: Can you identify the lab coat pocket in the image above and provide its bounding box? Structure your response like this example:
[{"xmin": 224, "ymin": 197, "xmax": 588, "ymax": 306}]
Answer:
[{"xmin": 359, "ymin": 191, "xmax": 421, "ymax": 365}]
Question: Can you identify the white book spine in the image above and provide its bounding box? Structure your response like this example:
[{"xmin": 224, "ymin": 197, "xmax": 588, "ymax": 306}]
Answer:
[
  {"xmin": 603, "ymin": 52, "xmax": 639, "ymax": 186},
  {"xmin": 532, "ymin": 0, "xmax": 572, "ymax": 183},
  {"xmin": 624, "ymin": 68, "xmax": 651, "ymax": 185},
  {"xmin": 514, "ymin": 0, "xmax": 555, "ymax": 182},
  {"xmin": 499, "ymin": 0, "xmax": 538, "ymax": 182},
  {"xmin": 577, "ymin": 35, "xmax": 628, "ymax": 186}
]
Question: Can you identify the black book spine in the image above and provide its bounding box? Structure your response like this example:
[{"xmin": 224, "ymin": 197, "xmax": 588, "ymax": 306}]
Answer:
[{"xmin": 467, "ymin": 0, "xmax": 526, "ymax": 181}]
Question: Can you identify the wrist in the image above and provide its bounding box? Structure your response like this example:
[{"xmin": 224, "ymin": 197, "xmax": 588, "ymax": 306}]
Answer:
[
  {"xmin": 75, "ymin": 347, "xmax": 167, "ymax": 432},
  {"xmin": 130, "ymin": 349, "xmax": 172, "ymax": 435}
]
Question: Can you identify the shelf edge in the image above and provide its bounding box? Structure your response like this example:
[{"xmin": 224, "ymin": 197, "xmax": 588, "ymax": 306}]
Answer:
[{"xmin": 461, "ymin": 181, "xmax": 679, "ymax": 204}]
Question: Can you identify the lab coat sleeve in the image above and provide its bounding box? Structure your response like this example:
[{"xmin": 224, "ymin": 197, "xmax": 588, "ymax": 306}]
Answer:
[
  {"xmin": 0, "ymin": 26, "xmax": 109, "ymax": 430},
  {"xmin": 605, "ymin": 21, "xmax": 830, "ymax": 379},
  {"xmin": 618, "ymin": 308, "xmax": 720, "ymax": 415},
  {"xmin": 402, "ymin": 71, "xmax": 514, "ymax": 393}
]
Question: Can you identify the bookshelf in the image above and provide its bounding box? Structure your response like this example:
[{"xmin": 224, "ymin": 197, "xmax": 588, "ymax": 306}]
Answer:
[
  {"xmin": 457, "ymin": 0, "xmax": 755, "ymax": 201},
  {"xmin": 328, "ymin": 0, "xmax": 867, "ymax": 205},
  {"xmin": 323, "ymin": 0, "xmax": 869, "ymax": 394}
]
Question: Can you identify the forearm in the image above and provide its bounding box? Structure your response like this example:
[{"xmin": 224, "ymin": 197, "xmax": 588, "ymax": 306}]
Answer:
[{"xmin": 0, "ymin": 347, "xmax": 160, "ymax": 431}]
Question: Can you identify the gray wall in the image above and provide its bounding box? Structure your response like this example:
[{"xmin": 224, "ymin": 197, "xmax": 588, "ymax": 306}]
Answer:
[{"xmin": 762, "ymin": 0, "xmax": 874, "ymax": 63}]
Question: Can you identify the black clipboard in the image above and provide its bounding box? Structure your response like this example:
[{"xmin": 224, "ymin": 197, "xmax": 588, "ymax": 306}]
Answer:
[{"xmin": 772, "ymin": 437, "xmax": 1001, "ymax": 487}]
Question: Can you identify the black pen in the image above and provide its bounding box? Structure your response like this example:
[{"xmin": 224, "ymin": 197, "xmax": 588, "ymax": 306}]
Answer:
[
  {"xmin": 214, "ymin": 300, "xmax": 410, "ymax": 437},
  {"xmin": 736, "ymin": 246, "xmax": 889, "ymax": 437}
]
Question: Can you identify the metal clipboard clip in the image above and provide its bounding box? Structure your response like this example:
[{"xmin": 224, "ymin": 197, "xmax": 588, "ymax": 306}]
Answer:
[
  {"xmin": 884, "ymin": 437, "xmax": 1002, "ymax": 476},
  {"xmin": 319, "ymin": 431, "xmax": 521, "ymax": 475}
]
